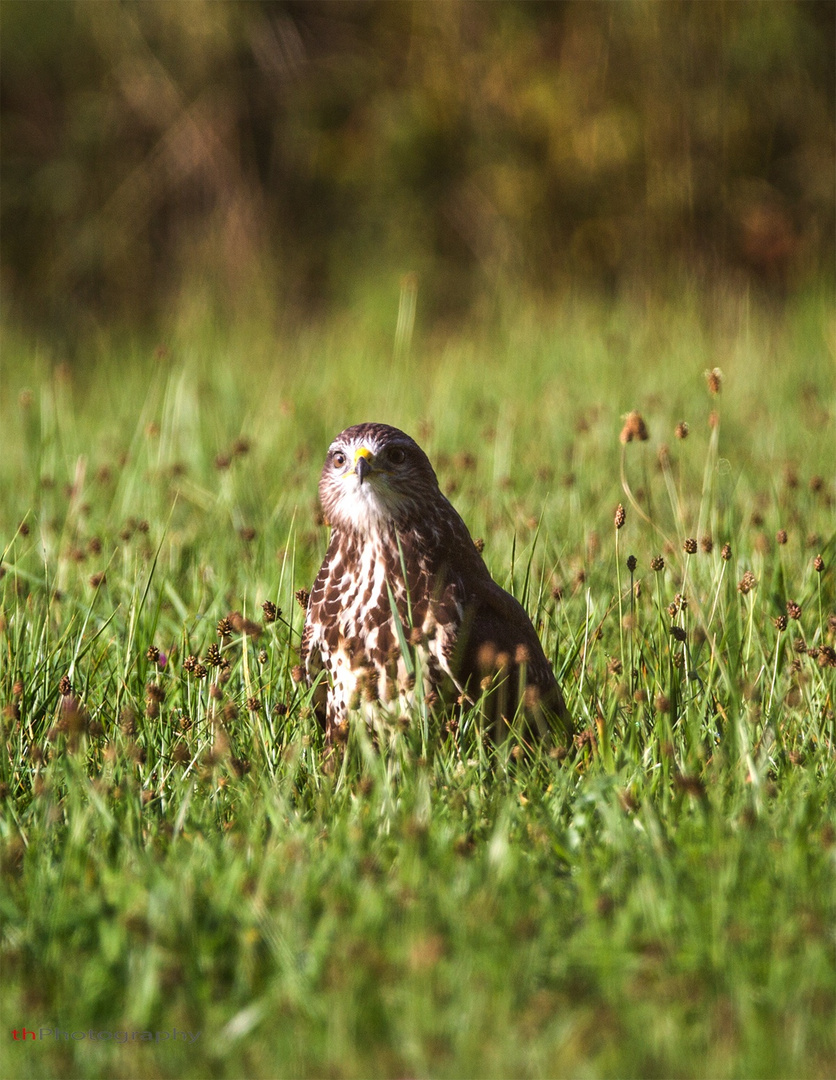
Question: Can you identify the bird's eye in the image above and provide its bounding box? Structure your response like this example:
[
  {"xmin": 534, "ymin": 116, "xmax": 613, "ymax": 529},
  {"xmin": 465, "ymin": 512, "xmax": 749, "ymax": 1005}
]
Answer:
[
  {"xmin": 332, "ymin": 451, "xmax": 346, "ymax": 468},
  {"xmin": 387, "ymin": 446, "xmax": 406, "ymax": 465}
]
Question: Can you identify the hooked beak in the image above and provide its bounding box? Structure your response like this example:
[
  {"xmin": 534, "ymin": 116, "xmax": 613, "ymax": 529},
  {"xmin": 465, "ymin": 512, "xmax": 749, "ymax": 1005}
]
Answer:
[{"xmin": 353, "ymin": 447, "xmax": 373, "ymax": 485}]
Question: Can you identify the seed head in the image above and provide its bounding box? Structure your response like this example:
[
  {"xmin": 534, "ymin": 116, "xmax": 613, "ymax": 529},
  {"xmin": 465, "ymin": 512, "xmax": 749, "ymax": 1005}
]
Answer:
[
  {"xmin": 650, "ymin": 556, "xmax": 665, "ymax": 572},
  {"xmin": 776, "ymin": 529, "xmax": 788, "ymax": 545},
  {"xmin": 295, "ymin": 588, "xmax": 310, "ymax": 611},
  {"xmin": 217, "ymin": 617, "xmax": 232, "ymax": 638},
  {"xmin": 58, "ymin": 674, "xmax": 72, "ymax": 696},
  {"xmin": 705, "ymin": 367, "xmax": 722, "ymax": 395},
  {"xmin": 817, "ymin": 645, "xmax": 836, "ymax": 669},
  {"xmin": 626, "ymin": 555, "xmax": 637, "ymax": 572},
  {"xmin": 675, "ymin": 421, "xmax": 689, "ymax": 440},
  {"xmin": 183, "ymin": 654, "xmax": 198, "ymax": 673},
  {"xmin": 773, "ymin": 615, "xmax": 788, "ymax": 632},
  {"xmin": 614, "ymin": 504, "xmax": 626, "ymax": 530},
  {"xmin": 700, "ymin": 535, "xmax": 713, "ymax": 554},
  {"xmin": 737, "ymin": 571, "xmax": 757, "ymax": 595},
  {"xmin": 146, "ymin": 645, "xmax": 160, "ymax": 664},
  {"xmin": 813, "ymin": 554, "xmax": 824, "ymax": 573},
  {"xmin": 683, "ymin": 537, "xmax": 697, "ymax": 555},
  {"xmin": 783, "ymin": 465, "xmax": 799, "ymax": 490},
  {"xmin": 670, "ymin": 626, "xmax": 687, "ymax": 643},
  {"xmin": 721, "ymin": 543, "xmax": 732, "ymax": 561},
  {"xmin": 620, "ymin": 410, "xmax": 649, "ymax": 444},
  {"xmin": 473, "ymin": 537, "xmax": 485, "ymax": 553},
  {"xmin": 205, "ymin": 643, "xmax": 222, "ymax": 667},
  {"xmin": 262, "ymin": 600, "xmax": 278, "ymax": 623},
  {"xmin": 786, "ymin": 600, "xmax": 802, "ymax": 621},
  {"xmin": 246, "ymin": 697, "xmax": 261, "ymax": 713}
]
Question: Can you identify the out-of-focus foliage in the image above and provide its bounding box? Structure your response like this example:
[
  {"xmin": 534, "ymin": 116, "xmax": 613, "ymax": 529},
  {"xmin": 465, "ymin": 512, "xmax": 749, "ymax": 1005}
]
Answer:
[{"xmin": 1, "ymin": 0, "xmax": 833, "ymax": 338}]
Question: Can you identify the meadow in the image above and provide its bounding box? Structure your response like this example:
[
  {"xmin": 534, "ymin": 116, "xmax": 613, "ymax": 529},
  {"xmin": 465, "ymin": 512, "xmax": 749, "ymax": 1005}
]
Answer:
[{"xmin": 1, "ymin": 287, "xmax": 835, "ymax": 1079}]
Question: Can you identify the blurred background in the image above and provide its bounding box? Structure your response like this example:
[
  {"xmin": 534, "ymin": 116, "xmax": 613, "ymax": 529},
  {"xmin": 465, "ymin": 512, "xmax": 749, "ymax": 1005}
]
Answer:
[{"xmin": 1, "ymin": 0, "xmax": 834, "ymax": 350}]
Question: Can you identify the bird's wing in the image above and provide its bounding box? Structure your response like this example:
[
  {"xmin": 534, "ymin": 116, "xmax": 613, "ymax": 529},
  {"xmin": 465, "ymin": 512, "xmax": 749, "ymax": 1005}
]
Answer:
[{"xmin": 457, "ymin": 575, "xmax": 572, "ymax": 741}]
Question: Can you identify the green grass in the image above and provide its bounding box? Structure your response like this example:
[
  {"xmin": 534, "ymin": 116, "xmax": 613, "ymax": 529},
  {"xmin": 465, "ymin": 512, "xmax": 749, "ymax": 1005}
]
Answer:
[{"xmin": 1, "ymin": 288, "xmax": 835, "ymax": 1079}]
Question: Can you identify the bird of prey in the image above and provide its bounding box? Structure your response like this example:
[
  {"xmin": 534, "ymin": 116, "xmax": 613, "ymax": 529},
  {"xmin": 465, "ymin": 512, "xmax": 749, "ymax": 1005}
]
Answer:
[{"xmin": 300, "ymin": 423, "xmax": 571, "ymax": 745}]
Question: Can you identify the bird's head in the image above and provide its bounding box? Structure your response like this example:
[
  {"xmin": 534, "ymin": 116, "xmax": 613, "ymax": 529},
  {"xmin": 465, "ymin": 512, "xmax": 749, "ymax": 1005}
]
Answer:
[{"xmin": 318, "ymin": 423, "xmax": 440, "ymax": 535}]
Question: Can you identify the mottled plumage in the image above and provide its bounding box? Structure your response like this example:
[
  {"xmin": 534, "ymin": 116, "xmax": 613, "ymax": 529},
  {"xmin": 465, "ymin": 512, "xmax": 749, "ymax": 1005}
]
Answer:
[{"xmin": 300, "ymin": 423, "xmax": 571, "ymax": 744}]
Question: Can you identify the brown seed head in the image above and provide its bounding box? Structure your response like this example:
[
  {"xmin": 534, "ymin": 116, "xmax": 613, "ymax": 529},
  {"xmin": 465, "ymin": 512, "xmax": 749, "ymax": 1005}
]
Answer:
[
  {"xmin": 813, "ymin": 554, "xmax": 824, "ymax": 573},
  {"xmin": 620, "ymin": 410, "xmax": 649, "ymax": 444},
  {"xmin": 817, "ymin": 645, "xmax": 836, "ymax": 669},
  {"xmin": 721, "ymin": 543, "xmax": 732, "ymax": 561},
  {"xmin": 205, "ymin": 643, "xmax": 222, "ymax": 667},
  {"xmin": 774, "ymin": 615, "xmax": 788, "ymax": 632},
  {"xmin": 786, "ymin": 600, "xmax": 802, "ymax": 621},
  {"xmin": 58, "ymin": 675, "xmax": 72, "ymax": 696},
  {"xmin": 776, "ymin": 529, "xmax": 788, "ymax": 545},
  {"xmin": 675, "ymin": 421, "xmax": 689, "ymax": 440},
  {"xmin": 684, "ymin": 537, "xmax": 697, "ymax": 555},
  {"xmin": 262, "ymin": 600, "xmax": 278, "ymax": 623},
  {"xmin": 700, "ymin": 535, "xmax": 713, "ymax": 554},
  {"xmin": 146, "ymin": 645, "xmax": 160, "ymax": 664},
  {"xmin": 626, "ymin": 554, "xmax": 637, "ymax": 572},
  {"xmin": 737, "ymin": 570, "xmax": 757, "ymax": 595},
  {"xmin": 145, "ymin": 682, "xmax": 165, "ymax": 703},
  {"xmin": 295, "ymin": 589, "xmax": 310, "ymax": 611},
  {"xmin": 473, "ymin": 537, "xmax": 485, "ymax": 554},
  {"xmin": 650, "ymin": 556, "xmax": 665, "ymax": 572},
  {"xmin": 614, "ymin": 504, "xmax": 626, "ymax": 530},
  {"xmin": 705, "ymin": 367, "xmax": 722, "ymax": 395}
]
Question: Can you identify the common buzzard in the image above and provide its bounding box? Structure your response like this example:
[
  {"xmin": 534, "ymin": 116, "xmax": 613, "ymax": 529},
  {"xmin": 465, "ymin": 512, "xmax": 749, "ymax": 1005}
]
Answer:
[{"xmin": 300, "ymin": 423, "xmax": 571, "ymax": 744}]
